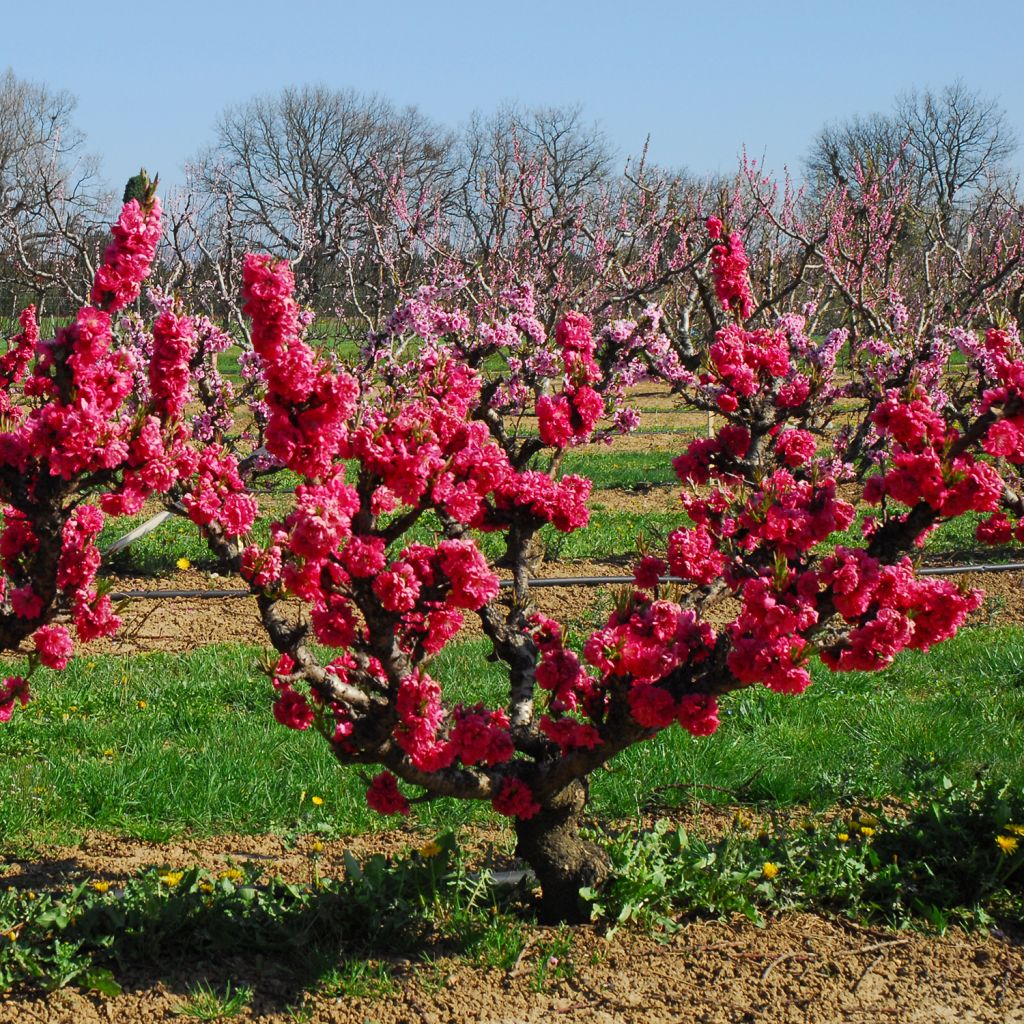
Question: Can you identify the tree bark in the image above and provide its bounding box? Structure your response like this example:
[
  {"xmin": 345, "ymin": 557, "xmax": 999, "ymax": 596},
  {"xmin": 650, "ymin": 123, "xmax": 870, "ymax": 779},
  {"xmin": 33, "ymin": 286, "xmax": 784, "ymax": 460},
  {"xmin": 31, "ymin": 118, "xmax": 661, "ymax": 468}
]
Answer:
[{"xmin": 514, "ymin": 780, "xmax": 610, "ymax": 924}]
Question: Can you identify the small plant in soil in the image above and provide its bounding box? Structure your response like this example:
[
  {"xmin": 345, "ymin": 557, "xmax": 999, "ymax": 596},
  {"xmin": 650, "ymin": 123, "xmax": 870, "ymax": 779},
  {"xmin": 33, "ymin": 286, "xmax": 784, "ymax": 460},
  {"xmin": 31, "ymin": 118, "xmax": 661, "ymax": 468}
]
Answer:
[{"xmin": 172, "ymin": 979, "xmax": 253, "ymax": 1020}]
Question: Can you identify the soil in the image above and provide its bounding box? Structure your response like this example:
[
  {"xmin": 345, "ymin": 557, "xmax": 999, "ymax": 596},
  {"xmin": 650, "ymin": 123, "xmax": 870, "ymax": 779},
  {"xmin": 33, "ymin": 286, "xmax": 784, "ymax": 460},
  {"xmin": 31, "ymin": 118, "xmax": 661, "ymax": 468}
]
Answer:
[
  {"xmin": 2, "ymin": 824, "xmax": 1023, "ymax": 1024},
  {"xmin": 1, "ymin": 908, "xmax": 1021, "ymax": 1023}
]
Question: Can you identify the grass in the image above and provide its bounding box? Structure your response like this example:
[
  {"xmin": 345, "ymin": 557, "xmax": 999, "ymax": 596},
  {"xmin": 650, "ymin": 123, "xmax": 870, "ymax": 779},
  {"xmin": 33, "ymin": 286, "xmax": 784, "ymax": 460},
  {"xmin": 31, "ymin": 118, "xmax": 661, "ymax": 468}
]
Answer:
[
  {"xmin": 1, "ymin": 627, "xmax": 1022, "ymax": 846},
  {"xmin": 172, "ymin": 980, "xmax": 253, "ymax": 1020}
]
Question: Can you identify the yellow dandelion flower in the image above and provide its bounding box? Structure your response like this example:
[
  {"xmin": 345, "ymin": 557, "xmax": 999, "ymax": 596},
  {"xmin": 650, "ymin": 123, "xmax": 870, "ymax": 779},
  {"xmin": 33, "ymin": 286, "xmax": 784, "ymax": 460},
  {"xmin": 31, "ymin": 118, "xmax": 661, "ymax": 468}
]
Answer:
[
  {"xmin": 860, "ymin": 826, "xmax": 876, "ymax": 838},
  {"xmin": 419, "ymin": 840, "xmax": 442, "ymax": 859},
  {"xmin": 218, "ymin": 868, "xmax": 244, "ymax": 882},
  {"xmin": 102, "ymin": 749, "xmax": 115, "ymax": 758},
  {"xmin": 996, "ymin": 835, "xmax": 1019, "ymax": 855},
  {"xmin": 91, "ymin": 880, "xmax": 111, "ymax": 894},
  {"xmin": 137, "ymin": 700, "xmax": 147, "ymax": 709},
  {"xmin": 311, "ymin": 796, "xmax": 324, "ymax": 807},
  {"xmin": 310, "ymin": 840, "xmax": 324, "ymax": 854},
  {"xmin": 762, "ymin": 862, "xmax": 780, "ymax": 880},
  {"xmin": 176, "ymin": 557, "xmax": 191, "ymax": 570},
  {"xmin": 837, "ymin": 833, "xmax": 849, "ymax": 842},
  {"xmin": 733, "ymin": 812, "xmax": 753, "ymax": 830},
  {"xmin": 158, "ymin": 871, "xmax": 184, "ymax": 887},
  {"xmin": 1006, "ymin": 824, "xmax": 1024, "ymax": 837},
  {"xmin": 4, "ymin": 930, "xmax": 16, "ymax": 942},
  {"xmin": 199, "ymin": 882, "xmax": 214, "ymax": 894}
]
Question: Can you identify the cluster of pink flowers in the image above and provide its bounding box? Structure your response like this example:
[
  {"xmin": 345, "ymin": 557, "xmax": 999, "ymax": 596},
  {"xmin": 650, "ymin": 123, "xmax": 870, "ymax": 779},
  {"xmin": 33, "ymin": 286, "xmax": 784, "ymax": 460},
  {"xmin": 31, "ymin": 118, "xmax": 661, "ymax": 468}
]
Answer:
[
  {"xmin": 0, "ymin": 194, "xmax": 211, "ymax": 721},
  {"xmin": 580, "ymin": 596, "xmax": 719, "ymax": 737},
  {"xmin": 865, "ymin": 387, "xmax": 1003, "ymax": 518},
  {"xmin": 707, "ymin": 324, "xmax": 792, "ymax": 412},
  {"xmin": 90, "ymin": 198, "xmax": 163, "ymax": 312},
  {"xmin": 727, "ymin": 574, "xmax": 818, "ymax": 695},
  {"xmin": 242, "ymin": 254, "xmax": 359, "ymax": 479},
  {"xmin": 0, "ymin": 306, "xmax": 37, "ymax": 415},
  {"xmin": 537, "ymin": 387, "xmax": 604, "ymax": 448},
  {"xmin": 537, "ymin": 313, "xmax": 605, "ymax": 448},
  {"xmin": 0, "ymin": 675, "xmax": 29, "ymax": 722},
  {"xmin": 149, "ymin": 311, "xmax": 196, "ymax": 422},
  {"xmin": 707, "ymin": 217, "xmax": 754, "ymax": 321},
  {"xmin": 491, "ymin": 777, "xmax": 541, "ymax": 820},
  {"xmin": 818, "ymin": 548, "xmax": 983, "ymax": 670},
  {"xmin": 392, "ymin": 670, "xmax": 515, "ymax": 773},
  {"xmin": 182, "ymin": 446, "xmax": 259, "ymax": 537},
  {"xmin": 366, "ymin": 771, "xmax": 410, "ymax": 816}
]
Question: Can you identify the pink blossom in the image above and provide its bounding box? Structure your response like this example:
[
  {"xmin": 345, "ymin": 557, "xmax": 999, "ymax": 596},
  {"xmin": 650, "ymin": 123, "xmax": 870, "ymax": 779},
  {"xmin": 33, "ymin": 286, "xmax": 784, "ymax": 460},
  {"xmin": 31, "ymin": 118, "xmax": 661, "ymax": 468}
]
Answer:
[{"xmin": 366, "ymin": 772, "xmax": 410, "ymax": 815}]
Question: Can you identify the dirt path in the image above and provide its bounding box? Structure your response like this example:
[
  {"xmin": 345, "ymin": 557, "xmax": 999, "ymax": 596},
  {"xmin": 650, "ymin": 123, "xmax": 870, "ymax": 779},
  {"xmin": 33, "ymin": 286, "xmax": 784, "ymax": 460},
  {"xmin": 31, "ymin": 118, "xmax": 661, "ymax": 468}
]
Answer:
[{"xmin": 2, "ymin": 911, "xmax": 1020, "ymax": 1023}]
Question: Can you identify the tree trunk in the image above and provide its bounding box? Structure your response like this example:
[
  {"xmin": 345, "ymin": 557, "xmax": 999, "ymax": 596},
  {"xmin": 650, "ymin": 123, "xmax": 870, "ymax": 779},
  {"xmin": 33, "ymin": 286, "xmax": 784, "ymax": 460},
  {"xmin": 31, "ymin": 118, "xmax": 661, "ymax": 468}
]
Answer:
[{"xmin": 514, "ymin": 780, "xmax": 611, "ymax": 924}]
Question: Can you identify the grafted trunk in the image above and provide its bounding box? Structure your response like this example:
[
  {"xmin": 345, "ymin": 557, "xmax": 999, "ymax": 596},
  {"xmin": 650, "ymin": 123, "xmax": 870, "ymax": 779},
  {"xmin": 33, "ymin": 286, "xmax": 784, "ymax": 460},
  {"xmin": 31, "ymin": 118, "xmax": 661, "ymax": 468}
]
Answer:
[{"xmin": 514, "ymin": 780, "xmax": 610, "ymax": 924}]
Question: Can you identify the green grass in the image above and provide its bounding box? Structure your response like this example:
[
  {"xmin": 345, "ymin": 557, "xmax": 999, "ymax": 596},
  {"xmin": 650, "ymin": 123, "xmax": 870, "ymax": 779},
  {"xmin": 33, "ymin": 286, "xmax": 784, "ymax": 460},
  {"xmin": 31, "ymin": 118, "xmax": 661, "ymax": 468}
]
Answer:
[
  {"xmin": 558, "ymin": 450, "xmax": 680, "ymax": 489},
  {"xmin": 2, "ymin": 628, "xmax": 1022, "ymax": 846}
]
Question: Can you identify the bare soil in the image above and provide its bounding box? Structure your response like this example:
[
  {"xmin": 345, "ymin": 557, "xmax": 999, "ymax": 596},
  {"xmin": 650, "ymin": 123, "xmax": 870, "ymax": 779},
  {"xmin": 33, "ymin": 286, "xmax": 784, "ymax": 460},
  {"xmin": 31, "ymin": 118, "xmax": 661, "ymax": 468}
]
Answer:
[
  {"xmin": 0, "ymin": 910, "xmax": 1020, "ymax": 1023},
  {"xmin": 2, "ymin": 824, "xmax": 1023, "ymax": 1024}
]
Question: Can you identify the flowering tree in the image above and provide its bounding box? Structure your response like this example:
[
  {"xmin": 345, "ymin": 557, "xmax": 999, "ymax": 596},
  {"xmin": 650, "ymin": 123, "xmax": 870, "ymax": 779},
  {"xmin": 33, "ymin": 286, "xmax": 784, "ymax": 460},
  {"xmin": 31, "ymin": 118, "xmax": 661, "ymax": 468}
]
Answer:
[
  {"xmin": 0, "ymin": 185, "xmax": 197, "ymax": 721},
  {"xmin": 139, "ymin": 210, "xmax": 1022, "ymax": 923},
  {"xmin": 6, "ymin": 183, "xmax": 1023, "ymax": 922}
]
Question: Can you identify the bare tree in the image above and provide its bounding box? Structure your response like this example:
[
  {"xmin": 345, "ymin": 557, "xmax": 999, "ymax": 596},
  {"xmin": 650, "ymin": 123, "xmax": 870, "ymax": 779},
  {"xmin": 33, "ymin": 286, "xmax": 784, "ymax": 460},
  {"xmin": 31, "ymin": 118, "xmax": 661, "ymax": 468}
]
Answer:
[
  {"xmin": 897, "ymin": 80, "xmax": 1017, "ymax": 217},
  {"xmin": 191, "ymin": 85, "xmax": 457, "ymax": 318},
  {"xmin": 805, "ymin": 111, "xmax": 909, "ymax": 200},
  {"xmin": 0, "ymin": 68, "xmax": 112, "ymax": 314}
]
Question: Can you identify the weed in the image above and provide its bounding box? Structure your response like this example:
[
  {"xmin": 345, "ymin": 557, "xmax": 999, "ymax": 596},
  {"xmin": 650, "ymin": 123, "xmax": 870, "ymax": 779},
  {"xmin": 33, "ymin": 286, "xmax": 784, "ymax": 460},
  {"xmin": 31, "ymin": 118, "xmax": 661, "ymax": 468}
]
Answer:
[{"xmin": 172, "ymin": 980, "xmax": 252, "ymax": 1020}]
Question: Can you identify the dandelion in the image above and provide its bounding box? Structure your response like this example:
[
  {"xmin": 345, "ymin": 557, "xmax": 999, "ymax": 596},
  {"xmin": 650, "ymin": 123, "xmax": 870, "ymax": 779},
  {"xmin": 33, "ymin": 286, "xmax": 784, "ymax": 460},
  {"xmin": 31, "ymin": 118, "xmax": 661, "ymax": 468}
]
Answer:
[
  {"xmin": 158, "ymin": 871, "xmax": 184, "ymax": 887},
  {"xmin": 419, "ymin": 840, "xmax": 442, "ymax": 858},
  {"xmin": 91, "ymin": 881, "xmax": 111, "ymax": 894},
  {"xmin": 176, "ymin": 557, "xmax": 191, "ymax": 570},
  {"xmin": 218, "ymin": 868, "xmax": 244, "ymax": 882},
  {"xmin": 311, "ymin": 796, "xmax": 324, "ymax": 807},
  {"xmin": 137, "ymin": 700, "xmax": 147, "ymax": 709},
  {"xmin": 996, "ymin": 835, "xmax": 1019, "ymax": 855},
  {"xmin": 762, "ymin": 862, "xmax": 780, "ymax": 880},
  {"xmin": 1006, "ymin": 824, "xmax": 1024, "ymax": 837},
  {"xmin": 837, "ymin": 833, "xmax": 849, "ymax": 842},
  {"xmin": 860, "ymin": 826, "xmax": 876, "ymax": 838},
  {"xmin": 102, "ymin": 748, "xmax": 115, "ymax": 758},
  {"xmin": 310, "ymin": 840, "xmax": 324, "ymax": 854},
  {"xmin": 4, "ymin": 931, "xmax": 16, "ymax": 942}
]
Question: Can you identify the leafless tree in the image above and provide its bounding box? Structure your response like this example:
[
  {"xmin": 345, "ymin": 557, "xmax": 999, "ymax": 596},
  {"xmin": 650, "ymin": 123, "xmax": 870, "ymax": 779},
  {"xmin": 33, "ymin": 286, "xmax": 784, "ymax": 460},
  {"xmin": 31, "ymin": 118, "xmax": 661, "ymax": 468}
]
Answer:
[
  {"xmin": 0, "ymin": 68, "xmax": 112, "ymax": 315},
  {"xmin": 191, "ymin": 85, "xmax": 458, "ymax": 320}
]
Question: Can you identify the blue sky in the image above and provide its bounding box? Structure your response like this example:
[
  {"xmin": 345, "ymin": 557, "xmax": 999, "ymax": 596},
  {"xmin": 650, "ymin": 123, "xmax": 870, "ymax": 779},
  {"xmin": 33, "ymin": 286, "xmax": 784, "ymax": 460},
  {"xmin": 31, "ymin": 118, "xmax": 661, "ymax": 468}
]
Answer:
[{"xmin": 5, "ymin": 0, "xmax": 1023, "ymax": 190}]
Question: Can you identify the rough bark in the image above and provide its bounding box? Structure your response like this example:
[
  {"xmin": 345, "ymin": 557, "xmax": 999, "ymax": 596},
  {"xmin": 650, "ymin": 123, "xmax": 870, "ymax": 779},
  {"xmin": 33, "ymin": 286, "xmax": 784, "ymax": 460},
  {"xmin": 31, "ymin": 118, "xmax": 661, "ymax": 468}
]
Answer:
[{"xmin": 514, "ymin": 779, "xmax": 610, "ymax": 924}]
